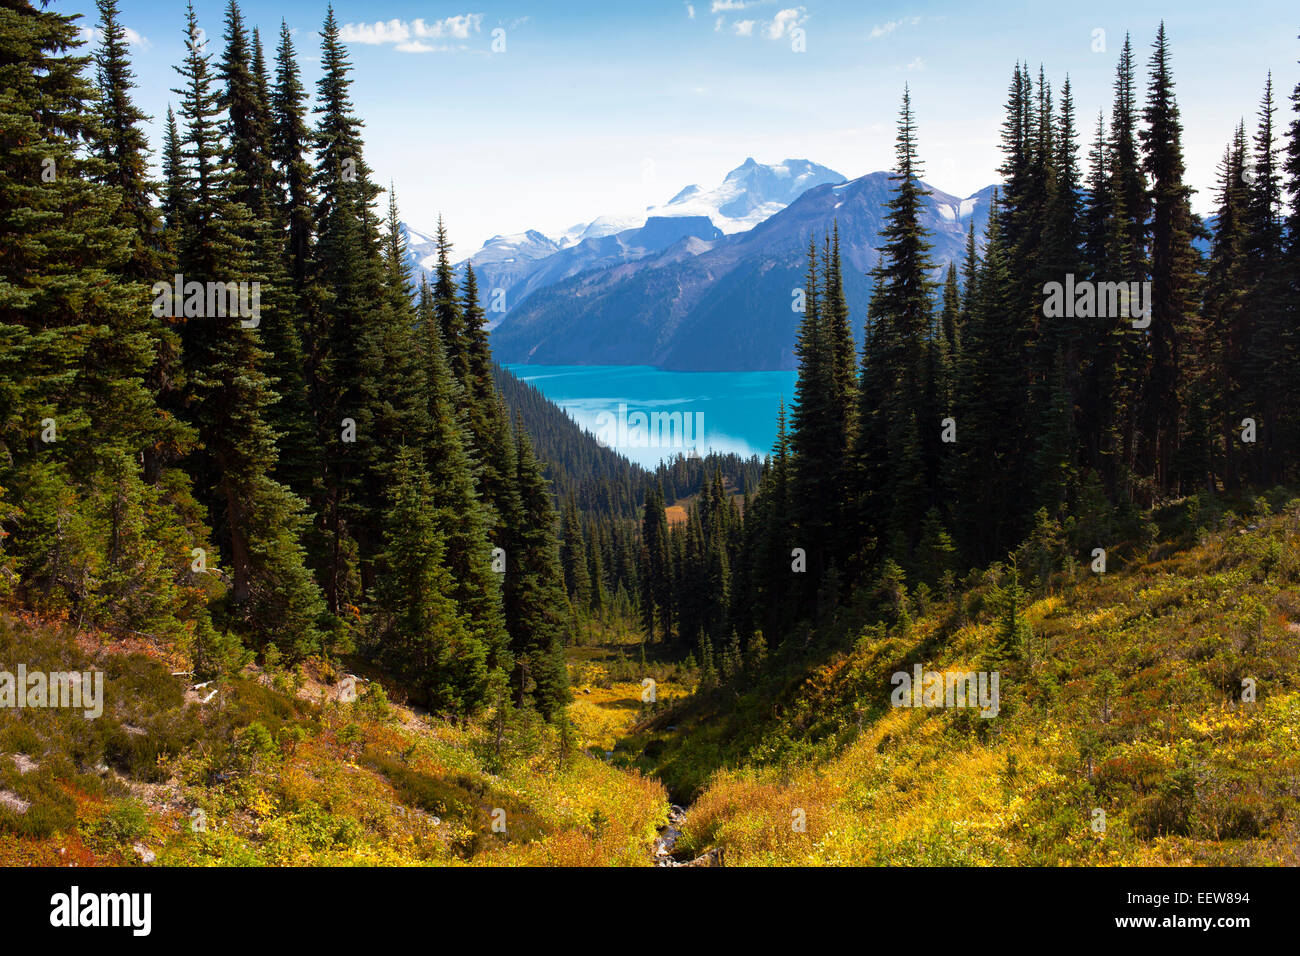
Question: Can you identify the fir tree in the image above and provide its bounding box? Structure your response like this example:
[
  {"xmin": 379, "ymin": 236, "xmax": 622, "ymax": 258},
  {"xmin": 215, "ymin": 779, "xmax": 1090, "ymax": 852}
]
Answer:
[
  {"xmin": 1139, "ymin": 23, "xmax": 1201, "ymax": 492},
  {"xmin": 370, "ymin": 447, "xmax": 486, "ymax": 713},
  {"xmin": 502, "ymin": 419, "xmax": 571, "ymax": 718},
  {"xmin": 171, "ymin": 2, "xmax": 327, "ymax": 655}
]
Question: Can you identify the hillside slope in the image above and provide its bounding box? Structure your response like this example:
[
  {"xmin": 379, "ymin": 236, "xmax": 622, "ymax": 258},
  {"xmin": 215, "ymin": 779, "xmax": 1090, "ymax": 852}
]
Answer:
[
  {"xmin": 628, "ymin": 492, "xmax": 1300, "ymax": 865},
  {"xmin": 0, "ymin": 614, "xmax": 666, "ymax": 866}
]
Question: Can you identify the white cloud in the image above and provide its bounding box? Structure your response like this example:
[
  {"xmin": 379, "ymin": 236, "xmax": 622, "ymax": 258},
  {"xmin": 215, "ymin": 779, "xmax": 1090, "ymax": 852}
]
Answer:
[
  {"xmin": 341, "ymin": 15, "xmax": 483, "ymax": 51},
  {"xmin": 906, "ymin": 56, "xmax": 925, "ymax": 70},
  {"xmin": 716, "ymin": 6, "xmax": 806, "ymax": 41},
  {"xmin": 765, "ymin": 8, "xmax": 806, "ymax": 39},
  {"xmin": 686, "ymin": 3, "xmax": 696, "ymax": 19},
  {"xmin": 712, "ymin": 0, "xmax": 751, "ymax": 11},
  {"xmin": 869, "ymin": 16, "xmax": 921, "ymax": 40},
  {"xmin": 80, "ymin": 26, "xmax": 151, "ymax": 50}
]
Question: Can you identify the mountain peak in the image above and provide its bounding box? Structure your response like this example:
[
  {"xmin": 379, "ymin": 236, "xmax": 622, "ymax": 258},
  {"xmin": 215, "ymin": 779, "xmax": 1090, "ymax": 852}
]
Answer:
[
  {"xmin": 668, "ymin": 183, "xmax": 702, "ymax": 204},
  {"xmin": 726, "ymin": 157, "xmax": 760, "ymax": 179}
]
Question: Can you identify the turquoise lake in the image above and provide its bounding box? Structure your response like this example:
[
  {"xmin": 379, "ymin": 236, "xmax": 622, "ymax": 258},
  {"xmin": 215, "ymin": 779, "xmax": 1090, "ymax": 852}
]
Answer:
[{"xmin": 503, "ymin": 364, "xmax": 799, "ymax": 470}]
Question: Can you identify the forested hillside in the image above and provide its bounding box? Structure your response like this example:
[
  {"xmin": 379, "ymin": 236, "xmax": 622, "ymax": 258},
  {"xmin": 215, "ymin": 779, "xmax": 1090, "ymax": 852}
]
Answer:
[
  {"xmin": 1, "ymin": 0, "xmax": 574, "ymax": 716},
  {"xmin": 1, "ymin": 0, "xmax": 1298, "ymax": 872}
]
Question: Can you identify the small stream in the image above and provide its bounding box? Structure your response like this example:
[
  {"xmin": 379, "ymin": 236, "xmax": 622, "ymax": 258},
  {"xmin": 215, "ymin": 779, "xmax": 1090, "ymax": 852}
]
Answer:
[{"xmin": 652, "ymin": 804, "xmax": 724, "ymax": 867}]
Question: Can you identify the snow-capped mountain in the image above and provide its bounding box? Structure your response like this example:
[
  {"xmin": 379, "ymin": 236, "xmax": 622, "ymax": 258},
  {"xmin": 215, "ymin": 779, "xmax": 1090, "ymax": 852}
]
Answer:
[
  {"xmin": 404, "ymin": 227, "xmax": 560, "ymax": 285},
  {"xmin": 555, "ymin": 157, "xmax": 846, "ymax": 245},
  {"xmin": 489, "ymin": 173, "xmax": 998, "ymax": 371},
  {"xmin": 653, "ymin": 157, "xmax": 846, "ymax": 234},
  {"xmin": 402, "ymin": 158, "xmax": 845, "ymax": 324}
]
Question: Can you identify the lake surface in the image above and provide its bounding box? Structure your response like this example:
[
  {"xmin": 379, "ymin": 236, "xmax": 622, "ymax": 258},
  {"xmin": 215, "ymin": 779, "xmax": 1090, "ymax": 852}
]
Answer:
[{"xmin": 503, "ymin": 364, "xmax": 799, "ymax": 470}]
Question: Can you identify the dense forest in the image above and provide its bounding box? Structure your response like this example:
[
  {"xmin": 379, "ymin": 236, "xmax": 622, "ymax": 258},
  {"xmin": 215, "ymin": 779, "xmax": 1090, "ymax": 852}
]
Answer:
[
  {"xmin": 2, "ymin": 0, "xmax": 1300, "ymax": 875},
  {"xmin": 1, "ymin": 0, "xmax": 579, "ymax": 717},
  {"xmin": 629, "ymin": 25, "xmax": 1300, "ymax": 676},
  {"xmin": 0, "ymin": 0, "xmax": 765, "ymax": 730},
  {"xmin": 4, "ymin": 0, "xmax": 1299, "ymax": 713}
]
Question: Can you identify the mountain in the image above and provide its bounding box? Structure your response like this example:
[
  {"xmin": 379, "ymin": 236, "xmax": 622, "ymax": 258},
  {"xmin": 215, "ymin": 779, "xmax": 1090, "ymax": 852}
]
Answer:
[
  {"xmin": 403, "ymin": 159, "xmax": 845, "ymax": 325},
  {"xmin": 559, "ymin": 156, "xmax": 846, "ymax": 243},
  {"xmin": 489, "ymin": 173, "xmax": 998, "ymax": 371},
  {"xmin": 402, "ymin": 225, "xmax": 562, "ymax": 325}
]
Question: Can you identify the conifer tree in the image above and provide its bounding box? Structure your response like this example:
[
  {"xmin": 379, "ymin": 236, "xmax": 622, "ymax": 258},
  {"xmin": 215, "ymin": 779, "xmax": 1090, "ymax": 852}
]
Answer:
[
  {"xmin": 432, "ymin": 217, "xmax": 470, "ymax": 386},
  {"xmin": 939, "ymin": 262, "xmax": 961, "ymax": 362},
  {"xmin": 1201, "ymin": 126, "xmax": 1251, "ymax": 489},
  {"xmin": 1283, "ymin": 37, "xmax": 1300, "ymax": 472},
  {"xmin": 1139, "ymin": 23, "xmax": 1201, "ymax": 492},
  {"xmin": 1241, "ymin": 75, "xmax": 1286, "ymax": 483},
  {"xmin": 560, "ymin": 495, "xmax": 591, "ymax": 609},
  {"xmin": 370, "ymin": 447, "xmax": 485, "ymax": 713},
  {"xmin": 953, "ymin": 194, "xmax": 1021, "ymax": 562},
  {"xmin": 419, "ymin": 305, "xmax": 508, "ymax": 675},
  {"xmin": 171, "ymin": 2, "xmax": 327, "ymax": 655},
  {"xmin": 1039, "ymin": 73, "xmax": 1085, "ymax": 482},
  {"xmin": 271, "ymin": 19, "xmax": 314, "ymax": 294},
  {"xmin": 640, "ymin": 484, "xmax": 673, "ymax": 642},
  {"xmin": 308, "ymin": 5, "xmax": 393, "ymax": 609},
  {"xmin": 160, "ymin": 105, "xmax": 189, "ymax": 230},
  {"xmin": 89, "ymin": 0, "xmax": 190, "ymax": 482},
  {"xmin": 0, "ymin": 0, "xmax": 213, "ymax": 648},
  {"xmin": 502, "ymin": 419, "xmax": 571, "ymax": 717},
  {"xmin": 789, "ymin": 233, "xmax": 836, "ymax": 600},
  {"xmin": 220, "ymin": 4, "xmax": 318, "ymax": 508},
  {"xmin": 857, "ymin": 88, "xmax": 938, "ymax": 562}
]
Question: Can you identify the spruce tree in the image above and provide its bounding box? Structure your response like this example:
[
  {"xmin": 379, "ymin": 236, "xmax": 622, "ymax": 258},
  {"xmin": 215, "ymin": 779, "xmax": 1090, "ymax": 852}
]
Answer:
[
  {"xmin": 560, "ymin": 494, "xmax": 591, "ymax": 609},
  {"xmin": 171, "ymin": 2, "xmax": 327, "ymax": 655},
  {"xmin": 89, "ymin": 0, "xmax": 190, "ymax": 482},
  {"xmin": 1201, "ymin": 126, "xmax": 1251, "ymax": 490},
  {"xmin": 0, "ymin": 0, "xmax": 213, "ymax": 648},
  {"xmin": 859, "ymin": 88, "xmax": 938, "ymax": 563},
  {"xmin": 1139, "ymin": 23, "xmax": 1201, "ymax": 492},
  {"xmin": 1240, "ymin": 75, "xmax": 1286, "ymax": 483},
  {"xmin": 419, "ymin": 305, "xmax": 509, "ymax": 676},
  {"xmin": 503, "ymin": 419, "xmax": 571, "ymax": 718},
  {"xmin": 370, "ymin": 447, "xmax": 486, "ymax": 713}
]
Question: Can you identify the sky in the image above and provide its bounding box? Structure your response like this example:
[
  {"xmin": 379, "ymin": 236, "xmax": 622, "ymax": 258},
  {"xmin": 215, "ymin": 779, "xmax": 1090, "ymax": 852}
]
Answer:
[{"xmin": 68, "ymin": 0, "xmax": 1300, "ymax": 255}]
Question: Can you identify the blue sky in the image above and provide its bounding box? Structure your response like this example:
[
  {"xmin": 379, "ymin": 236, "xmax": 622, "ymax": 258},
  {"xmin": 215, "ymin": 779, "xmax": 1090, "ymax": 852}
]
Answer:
[{"xmin": 68, "ymin": 0, "xmax": 1299, "ymax": 254}]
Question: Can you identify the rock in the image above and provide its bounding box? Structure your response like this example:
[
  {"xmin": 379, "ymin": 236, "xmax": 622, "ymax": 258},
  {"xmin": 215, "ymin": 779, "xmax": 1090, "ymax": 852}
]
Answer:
[
  {"xmin": 0, "ymin": 790, "xmax": 30, "ymax": 815},
  {"xmin": 652, "ymin": 804, "xmax": 693, "ymax": 863},
  {"xmin": 6, "ymin": 753, "xmax": 38, "ymax": 774},
  {"xmin": 652, "ymin": 827, "xmax": 681, "ymax": 859},
  {"xmin": 680, "ymin": 846, "xmax": 725, "ymax": 867},
  {"xmin": 132, "ymin": 842, "xmax": 155, "ymax": 864}
]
